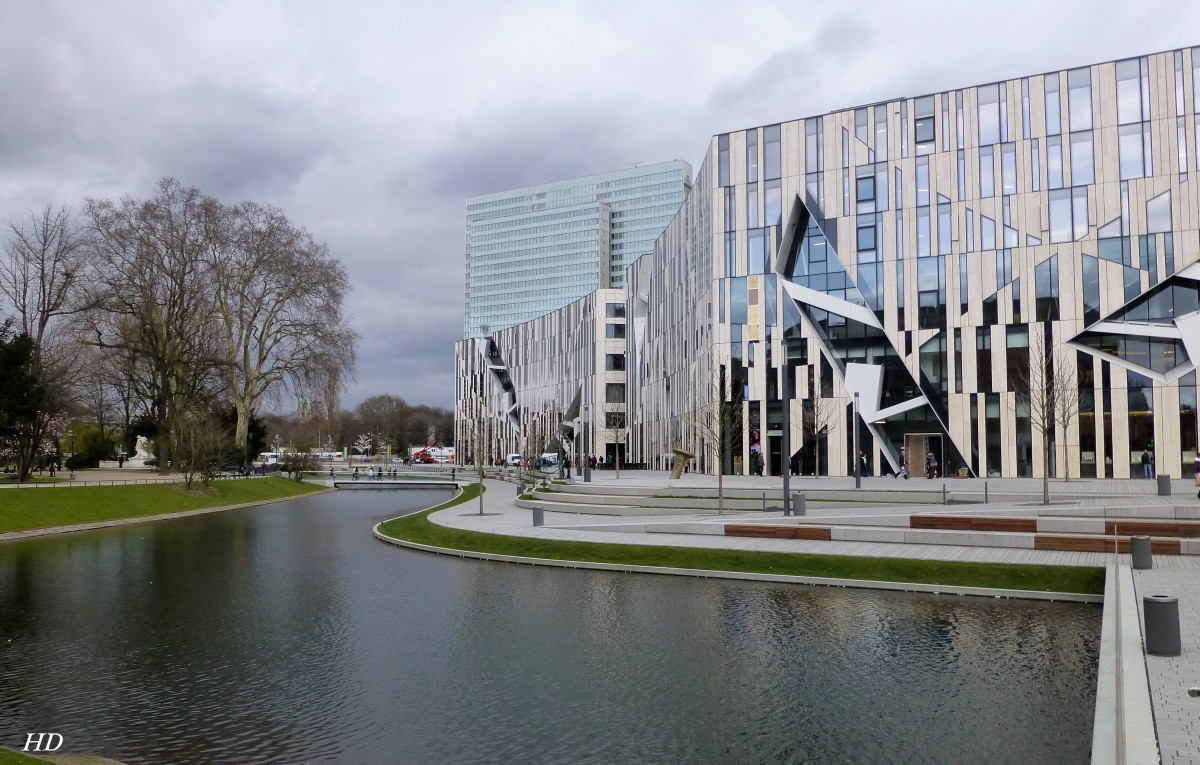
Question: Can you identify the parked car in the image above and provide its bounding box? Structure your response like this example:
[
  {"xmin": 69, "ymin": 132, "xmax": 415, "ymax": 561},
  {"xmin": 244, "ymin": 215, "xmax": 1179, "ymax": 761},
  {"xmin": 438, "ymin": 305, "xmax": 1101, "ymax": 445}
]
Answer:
[
  {"xmin": 540, "ymin": 453, "xmax": 559, "ymax": 466},
  {"xmin": 505, "ymin": 453, "xmax": 524, "ymax": 467}
]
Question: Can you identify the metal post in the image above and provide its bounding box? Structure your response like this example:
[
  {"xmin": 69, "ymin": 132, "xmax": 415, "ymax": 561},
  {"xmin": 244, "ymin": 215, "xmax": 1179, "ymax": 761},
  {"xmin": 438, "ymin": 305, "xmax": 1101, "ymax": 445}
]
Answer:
[
  {"xmin": 583, "ymin": 406, "xmax": 592, "ymax": 483},
  {"xmin": 942, "ymin": 483, "xmax": 947, "ymax": 505},
  {"xmin": 782, "ymin": 365, "xmax": 791, "ymax": 515},
  {"xmin": 984, "ymin": 481, "xmax": 989, "ymax": 504},
  {"xmin": 853, "ymin": 392, "xmax": 860, "ymax": 489}
]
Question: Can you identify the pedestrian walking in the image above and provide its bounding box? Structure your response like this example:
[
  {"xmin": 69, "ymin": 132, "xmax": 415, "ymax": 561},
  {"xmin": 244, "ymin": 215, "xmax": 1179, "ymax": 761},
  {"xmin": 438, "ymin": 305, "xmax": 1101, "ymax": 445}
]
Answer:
[
  {"xmin": 1141, "ymin": 449, "xmax": 1152, "ymax": 479},
  {"xmin": 926, "ymin": 451, "xmax": 938, "ymax": 479},
  {"xmin": 859, "ymin": 450, "xmax": 868, "ymax": 478}
]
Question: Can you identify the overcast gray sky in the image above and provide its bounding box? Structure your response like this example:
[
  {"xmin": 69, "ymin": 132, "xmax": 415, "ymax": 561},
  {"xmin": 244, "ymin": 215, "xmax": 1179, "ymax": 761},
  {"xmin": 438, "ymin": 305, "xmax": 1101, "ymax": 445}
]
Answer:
[{"xmin": 1, "ymin": 0, "xmax": 1194, "ymax": 410}]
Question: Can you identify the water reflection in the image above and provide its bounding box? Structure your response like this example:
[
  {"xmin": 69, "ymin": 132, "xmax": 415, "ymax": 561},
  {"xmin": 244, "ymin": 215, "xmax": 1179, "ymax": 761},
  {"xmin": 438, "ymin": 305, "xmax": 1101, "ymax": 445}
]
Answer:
[{"xmin": 0, "ymin": 489, "xmax": 1099, "ymax": 764}]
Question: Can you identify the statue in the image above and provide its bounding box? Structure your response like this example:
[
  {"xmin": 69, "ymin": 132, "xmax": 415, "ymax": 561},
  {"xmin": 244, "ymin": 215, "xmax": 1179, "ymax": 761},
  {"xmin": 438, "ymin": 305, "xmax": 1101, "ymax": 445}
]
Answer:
[{"xmin": 133, "ymin": 436, "xmax": 153, "ymax": 461}]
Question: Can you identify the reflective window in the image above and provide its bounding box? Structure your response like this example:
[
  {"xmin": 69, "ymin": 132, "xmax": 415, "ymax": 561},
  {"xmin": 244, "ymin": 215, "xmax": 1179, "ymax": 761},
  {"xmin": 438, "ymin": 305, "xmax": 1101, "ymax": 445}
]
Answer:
[
  {"xmin": 856, "ymin": 175, "xmax": 876, "ymax": 203},
  {"xmin": 977, "ymin": 84, "xmax": 1000, "ymax": 145},
  {"xmin": 1047, "ymin": 136, "xmax": 1064, "ymax": 189},
  {"xmin": 981, "ymin": 215, "xmax": 996, "ymax": 250},
  {"xmin": 1119, "ymin": 124, "xmax": 1148, "ymax": 180},
  {"xmin": 1116, "ymin": 58, "xmax": 1147, "ymax": 125},
  {"xmin": 917, "ymin": 208, "xmax": 930, "ymax": 257},
  {"xmin": 764, "ymin": 124, "xmax": 781, "ymax": 180},
  {"xmin": 747, "ymin": 182, "xmax": 759, "ymax": 227},
  {"xmin": 1049, "ymin": 190, "xmax": 1072, "ymax": 243},
  {"xmin": 605, "ymin": 383, "xmax": 626, "ymax": 403},
  {"xmin": 1147, "ymin": 190, "xmax": 1172, "ymax": 233},
  {"xmin": 916, "ymin": 157, "xmax": 930, "ymax": 206},
  {"xmin": 605, "ymin": 323, "xmax": 626, "ymax": 339},
  {"xmin": 1082, "ymin": 255, "xmax": 1100, "ymax": 325},
  {"xmin": 1001, "ymin": 142, "xmax": 1017, "ymax": 194},
  {"xmin": 859, "ymin": 223, "xmax": 878, "ymax": 253},
  {"xmin": 1070, "ymin": 132, "xmax": 1094, "ymax": 185},
  {"xmin": 746, "ymin": 129, "xmax": 759, "ymax": 182},
  {"xmin": 718, "ymin": 134, "xmax": 730, "ymax": 186},
  {"xmin": 855, "ymin": 108, "xmax": 869, "ymax": 144},
  {"xmin": 1044, "ymin": 73, "xmax": 1061, "ymax": 136},
  {"xmin": 605, "ymin": 303, "xmax": 626, "ymax": 318},
  {"xmin": 1031, "ymin": 139, "xmax": 1041, "ymax": 192},
  {"xmin": 1034, "ymin": 255, "xmax": 1060, "ymax": 321},
  {"xmin": 765, "ymin": 180, "xmax": 782, "ymax": 226},
  {"xmin": 915, "ymin": 95, "xmax": 936, "ymax": 151},
  {"xmin": 605, "ymin": 353, "xmax": 626, "ymax": 371},
  {"xmin": 874, "ymin": 104, "xmax": 889, "ymax": 161},
  {"xmin": 938, "ymin": 198, "xmax": 952, "ymax": 256},
  {"xmin": 979, "ymin": 146, "xmax": 995, "ymax": 197},
  {"xmin": 1067, "ymin": 67, "xmax": 1092, "ymax": 131}
]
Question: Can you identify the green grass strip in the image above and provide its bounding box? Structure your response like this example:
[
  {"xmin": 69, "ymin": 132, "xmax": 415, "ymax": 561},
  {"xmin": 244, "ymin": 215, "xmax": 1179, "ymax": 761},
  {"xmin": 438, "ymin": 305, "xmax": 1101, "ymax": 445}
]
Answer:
[
  {"xmin": 0, "ymin": 478, "xmax": 325, "ymax": 534},
  {"xmin": 0, "ymin": 747, "xmax": 60, "ymax": 764},
  {"xmin": 376, "ymin": 484, "xmax": 1105, "ymax": 595}
]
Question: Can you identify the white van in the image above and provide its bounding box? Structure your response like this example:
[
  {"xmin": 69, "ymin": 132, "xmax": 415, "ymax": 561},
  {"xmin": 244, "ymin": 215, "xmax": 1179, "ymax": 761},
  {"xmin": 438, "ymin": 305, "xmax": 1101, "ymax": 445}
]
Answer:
[
  {"xmin": 540, "ymin": 453, "xmax": 559, "ymax": 466},
  {"xmin": 505, "ymin": 453, "xmax": 524, "ymax": 467}
]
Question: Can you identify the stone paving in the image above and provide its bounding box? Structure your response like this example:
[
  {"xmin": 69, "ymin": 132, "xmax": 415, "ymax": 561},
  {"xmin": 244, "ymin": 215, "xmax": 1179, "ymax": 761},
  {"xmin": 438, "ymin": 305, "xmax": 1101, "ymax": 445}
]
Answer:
[
  {"xmin": 434, "ymin": 470, "xmax": 1200, "ymax": 570},
  {"xmin": 1135, "ymin": 567, "xmax": 1200, "ymax": 765}
]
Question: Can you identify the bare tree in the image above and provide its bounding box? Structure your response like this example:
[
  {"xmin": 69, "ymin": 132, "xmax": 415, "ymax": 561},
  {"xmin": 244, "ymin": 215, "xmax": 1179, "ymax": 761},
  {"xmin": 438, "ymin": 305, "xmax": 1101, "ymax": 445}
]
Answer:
[
  {"xmin": 686, "ymin": 353, "xmax": 743, "ymax": 515},
  {"xmin": 174, "ymin": 410, "xmax": 228, "ymax": 490},
  {"xmin": 80, "ymin": 179, "xmax": 226, "ymax": 473},
  {"xmin": 795, "ymin": 391, "xmax": 840, "ymax": 477},
  {"xmin": 1, "ymin": 204, "xmax": 90, "ymax": 476},
  {"xmin": 1011, "ymin": 322, "xmax": 1080, "ymax": 503},
  {"xmin": 598, "ymin": 403, "xmax": 628, "ymax": 479},
  {"xmin": 210, "ymin": 202, "xmax": 356, "ymax": 460}
]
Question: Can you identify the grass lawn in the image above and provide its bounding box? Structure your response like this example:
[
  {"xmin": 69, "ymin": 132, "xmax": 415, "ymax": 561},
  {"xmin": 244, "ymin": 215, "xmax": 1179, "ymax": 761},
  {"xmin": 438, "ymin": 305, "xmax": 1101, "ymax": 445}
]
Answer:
[
  {"xmin": 0, "ymin": 748, "xmax": 58, "ymax": 764},
  {"xmin": 0, "ymin": 478, "xmax": 326, "ymax": 534},
  {"xmin": 378, "ymin": 484, "xmax": 1105, "ymax": 596}
]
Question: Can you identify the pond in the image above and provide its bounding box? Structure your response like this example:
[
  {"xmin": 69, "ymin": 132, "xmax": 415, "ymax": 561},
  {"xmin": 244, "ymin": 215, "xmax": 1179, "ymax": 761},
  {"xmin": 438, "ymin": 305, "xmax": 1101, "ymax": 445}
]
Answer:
[{"xmin": 0, "ymin": 488, "xmax": 1100, "ymax": 764}]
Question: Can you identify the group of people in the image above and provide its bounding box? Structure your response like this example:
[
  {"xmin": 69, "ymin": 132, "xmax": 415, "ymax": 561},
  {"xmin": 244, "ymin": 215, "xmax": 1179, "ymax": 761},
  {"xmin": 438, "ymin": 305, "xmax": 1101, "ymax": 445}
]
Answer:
[{"xmin": 341, "ymin": 466, "xmax": 399, "ymax": 481}]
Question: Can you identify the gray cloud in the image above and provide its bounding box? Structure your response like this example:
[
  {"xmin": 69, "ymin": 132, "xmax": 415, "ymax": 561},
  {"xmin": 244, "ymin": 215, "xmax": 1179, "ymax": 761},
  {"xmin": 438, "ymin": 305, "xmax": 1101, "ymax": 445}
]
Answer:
[{"xmin": 1, "ymin": 0, "xmax": 1196, "ymax": 414}]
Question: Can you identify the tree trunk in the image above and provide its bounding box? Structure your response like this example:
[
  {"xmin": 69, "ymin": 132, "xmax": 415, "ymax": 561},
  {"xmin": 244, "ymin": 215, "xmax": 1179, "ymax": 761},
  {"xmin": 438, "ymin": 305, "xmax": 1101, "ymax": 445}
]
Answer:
[
  {"xmin": 234, "ymin": 397, "xmax": 252, "ymax": 463},
  {"xmin": 1043, "ymin": 430, "xmax": 1051, "ymax": 505}
]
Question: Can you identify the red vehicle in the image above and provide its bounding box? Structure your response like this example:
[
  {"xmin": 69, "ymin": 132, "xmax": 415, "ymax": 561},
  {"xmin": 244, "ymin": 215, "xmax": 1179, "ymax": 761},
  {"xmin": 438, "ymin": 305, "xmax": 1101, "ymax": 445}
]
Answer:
[{"xmin": 410, "ymin": 445, "xmax": 437, "ymax": 464}]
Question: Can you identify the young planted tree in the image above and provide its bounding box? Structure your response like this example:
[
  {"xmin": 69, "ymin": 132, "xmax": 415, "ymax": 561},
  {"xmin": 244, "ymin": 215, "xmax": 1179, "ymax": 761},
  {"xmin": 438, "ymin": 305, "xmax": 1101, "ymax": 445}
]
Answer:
[
  {"xmin": 1010, "ymin": 323, "xmax": 1080, "ymax": 504},
  {"xmin": 598, "ymin": 403, "xmax": 628, "ymax": 479},
  {"xmin": 796, "ymin": 390, "xmax": 840, "ymax": 477},
  {"xmin": 686, "ymin": 352, "xmax": 743, "ymax": 515}
]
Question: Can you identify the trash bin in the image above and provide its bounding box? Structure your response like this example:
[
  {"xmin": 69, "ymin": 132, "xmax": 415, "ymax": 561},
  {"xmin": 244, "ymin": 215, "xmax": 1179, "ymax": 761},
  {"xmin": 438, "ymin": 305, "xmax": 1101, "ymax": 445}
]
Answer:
[
  {"xmin": 793, "ymin": 492, "xmax": 806, "ymax": 516},
  {"xmin": 1157, "ymin": 474, "xmax": 1172, "ymax": 496},
  {"xmin": 531, "ymin": 506, "xmax": 544, "ymax": 527},
  {"xmin": 1131, "ymin": 535, "xmax": 1153, "ymax": 570},
  {"xmin": 1143, "ymin": 595, "xmax": 1181, "ymax": 656}
]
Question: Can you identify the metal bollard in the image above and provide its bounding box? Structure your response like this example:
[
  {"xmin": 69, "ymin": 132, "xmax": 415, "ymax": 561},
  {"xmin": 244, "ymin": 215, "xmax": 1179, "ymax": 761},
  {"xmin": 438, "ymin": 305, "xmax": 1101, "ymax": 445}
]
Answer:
[
  {"xmin": 531, "ymin": 506, "xmax": 544, "ymax": 527},
  {"xmin": 762, "ymin": 492, "xmax": 767, "ymax": 513},
  {"xmin": 1131, "ymin": 535, "xmax": 1153, "ymax": 570},
  {"xmin": 984, "ymin": 481, "xmax": 988, "ymax": 504},
  {"xmin": 793, "ymin": 492, "xmax": 806, "ymax": 516},
  {"xmin": 1143, "ymin": 595, "xmax": 1181, "ymax": 656}
]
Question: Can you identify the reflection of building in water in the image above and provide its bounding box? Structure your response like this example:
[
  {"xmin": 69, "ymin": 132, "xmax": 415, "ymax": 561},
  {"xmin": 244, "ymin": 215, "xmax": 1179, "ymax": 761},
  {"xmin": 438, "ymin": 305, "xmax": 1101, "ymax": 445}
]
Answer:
[{"xmin": 457, "ymin": 46, "xmax": 1200, "ymax": 482}]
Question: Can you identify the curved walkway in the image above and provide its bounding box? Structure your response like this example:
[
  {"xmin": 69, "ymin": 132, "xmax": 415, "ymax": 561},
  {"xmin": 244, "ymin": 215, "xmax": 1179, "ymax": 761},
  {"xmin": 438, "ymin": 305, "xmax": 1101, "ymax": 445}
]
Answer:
[{"xmin": 430, "ymin": 472, "xmax": 1200, "ymax": 570}]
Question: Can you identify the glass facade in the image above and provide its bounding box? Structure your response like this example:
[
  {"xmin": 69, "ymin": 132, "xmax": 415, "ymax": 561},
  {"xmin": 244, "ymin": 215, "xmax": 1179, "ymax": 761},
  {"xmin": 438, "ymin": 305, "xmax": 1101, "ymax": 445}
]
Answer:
[
  {"xmin": 464, "ymin": 161, "xmax": 690, "ymax": 336},
  {"xmin": 457, "ymin": 47, "xmax": 1200, "ymax": 480}
]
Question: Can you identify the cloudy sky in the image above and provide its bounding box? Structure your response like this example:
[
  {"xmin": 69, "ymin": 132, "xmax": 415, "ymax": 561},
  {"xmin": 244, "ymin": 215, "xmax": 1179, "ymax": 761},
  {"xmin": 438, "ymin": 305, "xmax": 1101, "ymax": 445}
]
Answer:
[{"xmin": 2, "ymin": 0, "xmax": 1195, "ymax": 410}]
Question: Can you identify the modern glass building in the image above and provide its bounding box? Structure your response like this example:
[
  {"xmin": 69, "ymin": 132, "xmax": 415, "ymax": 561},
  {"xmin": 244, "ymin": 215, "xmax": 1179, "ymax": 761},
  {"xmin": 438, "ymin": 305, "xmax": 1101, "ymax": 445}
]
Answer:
[
  {"xmin": 463, "ymin": 161, "xmax": 691, "ymax": 337},
  {"xmin": 459, "ymin": 46, "xmax": 1200, "ymax": 481}
]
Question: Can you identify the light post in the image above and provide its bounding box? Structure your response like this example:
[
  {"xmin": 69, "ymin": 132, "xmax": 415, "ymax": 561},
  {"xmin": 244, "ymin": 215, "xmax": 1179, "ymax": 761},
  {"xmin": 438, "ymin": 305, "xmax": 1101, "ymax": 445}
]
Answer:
[{"xmin": 853, "ymin": 392, "xmax": 861, "ymax": 489}]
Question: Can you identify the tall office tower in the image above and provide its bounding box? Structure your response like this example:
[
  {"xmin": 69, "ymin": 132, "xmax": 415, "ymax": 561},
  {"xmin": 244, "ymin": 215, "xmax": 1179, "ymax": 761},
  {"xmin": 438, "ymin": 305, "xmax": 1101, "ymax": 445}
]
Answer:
[{"xmin": 463, "ymin": 160, "xmax": 691, "ymax": 337}]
